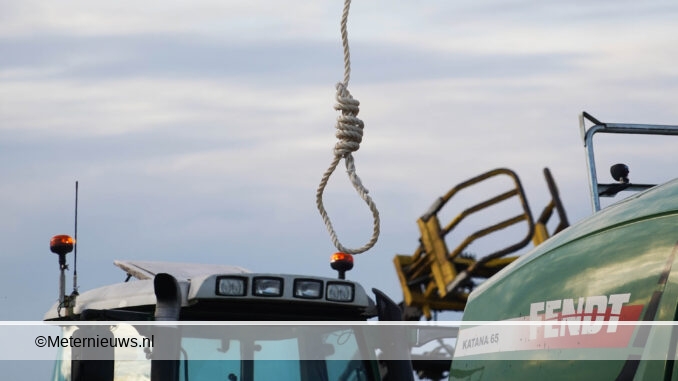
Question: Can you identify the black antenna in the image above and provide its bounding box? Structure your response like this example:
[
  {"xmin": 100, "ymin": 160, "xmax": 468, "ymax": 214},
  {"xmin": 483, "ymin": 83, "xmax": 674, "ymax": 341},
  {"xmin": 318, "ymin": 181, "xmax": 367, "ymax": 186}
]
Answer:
[{"xmin": 73, "ymin": 181, "xmax": 79, "ymax": 295}]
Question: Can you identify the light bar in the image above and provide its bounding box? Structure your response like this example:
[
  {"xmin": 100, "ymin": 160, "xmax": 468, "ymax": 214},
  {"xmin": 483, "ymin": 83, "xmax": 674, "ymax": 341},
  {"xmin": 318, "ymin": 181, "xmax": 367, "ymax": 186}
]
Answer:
[
  {"xmin": 212, "ymin": 275, "xmax": 360, "ymax": 303},
  {"xmin": 253, "ymin": 277, "xmax": 283, "ymax": 297},
  {"xmin": 293, "ymin": 279, "xmax": 323, "ymax": 299},
  {"xmin": 216, "ymin": 276, "xmax": 247, "ymax": 296},
  {"xmin": 326, "ymin": 282, "xmax": 354, "ymax": 302}
]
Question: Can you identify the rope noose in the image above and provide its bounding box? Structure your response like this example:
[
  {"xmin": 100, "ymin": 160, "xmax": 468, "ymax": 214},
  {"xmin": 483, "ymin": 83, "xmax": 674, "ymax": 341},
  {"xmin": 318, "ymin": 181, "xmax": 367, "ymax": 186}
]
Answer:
[{"xmin": 316, "ymin": 0, "xmax": 380, "ymax": 255}]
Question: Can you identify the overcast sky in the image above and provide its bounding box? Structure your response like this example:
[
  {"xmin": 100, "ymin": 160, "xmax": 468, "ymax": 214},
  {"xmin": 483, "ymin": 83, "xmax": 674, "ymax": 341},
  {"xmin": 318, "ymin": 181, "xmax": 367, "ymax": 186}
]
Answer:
[{"xmin": 2, "ymin": 0, "xmax": 678, "ymax": 334}]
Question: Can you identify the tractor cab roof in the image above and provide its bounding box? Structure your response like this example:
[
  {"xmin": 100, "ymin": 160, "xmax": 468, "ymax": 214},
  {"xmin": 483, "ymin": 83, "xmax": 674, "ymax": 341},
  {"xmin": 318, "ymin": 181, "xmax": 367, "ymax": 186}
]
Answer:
[{"xmin": 44, "ymin": 260, "xmax": 376, "ymax": 321}]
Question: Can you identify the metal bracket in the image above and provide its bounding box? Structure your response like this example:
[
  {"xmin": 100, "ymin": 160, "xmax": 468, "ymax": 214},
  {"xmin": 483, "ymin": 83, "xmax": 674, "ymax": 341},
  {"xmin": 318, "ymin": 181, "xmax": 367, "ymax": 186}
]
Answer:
[{"xmin": 580, "ymin": 111, "xmax": 678, "ymax": 212}]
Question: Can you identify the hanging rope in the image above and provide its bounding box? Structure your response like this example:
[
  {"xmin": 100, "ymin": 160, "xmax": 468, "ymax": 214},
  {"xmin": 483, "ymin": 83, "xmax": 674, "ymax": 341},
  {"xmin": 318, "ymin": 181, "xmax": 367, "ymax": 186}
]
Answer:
[{"xmin": 316, "ymin": 0, "xmax": 380, "ymax": 255}]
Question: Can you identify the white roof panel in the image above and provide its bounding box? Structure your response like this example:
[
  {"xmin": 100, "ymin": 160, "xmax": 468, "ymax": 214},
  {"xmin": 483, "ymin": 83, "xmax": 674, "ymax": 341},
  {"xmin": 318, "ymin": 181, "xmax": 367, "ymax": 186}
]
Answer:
[{"xmin": 114, "ymin": 260, "xmax": 250, "ymax": 281}]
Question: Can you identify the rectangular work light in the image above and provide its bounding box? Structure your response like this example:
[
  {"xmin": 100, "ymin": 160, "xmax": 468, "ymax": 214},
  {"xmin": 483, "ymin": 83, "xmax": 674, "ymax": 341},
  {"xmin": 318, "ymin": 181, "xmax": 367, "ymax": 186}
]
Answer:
[
  {"xmin": 326, "ymin": 282, "xmax": 354, "ymax": 302},
  {"xmin": 293, "ymin": 279, "xmax": 323, "ymax": 299},
  {"xmin": 253, "ymin": 277, "xmax": 284, "ymax": 297},
  {"xmin": 216, "ymin": 276, "xmax": 247, "ymax": 296}
]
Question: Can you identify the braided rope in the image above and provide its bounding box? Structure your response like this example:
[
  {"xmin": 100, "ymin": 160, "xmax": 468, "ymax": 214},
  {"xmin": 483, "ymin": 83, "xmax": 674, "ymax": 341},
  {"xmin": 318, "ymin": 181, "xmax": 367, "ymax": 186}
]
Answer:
[{"xmin": 316, "ymin": 0, "xmax": 380, "ymax": 254}]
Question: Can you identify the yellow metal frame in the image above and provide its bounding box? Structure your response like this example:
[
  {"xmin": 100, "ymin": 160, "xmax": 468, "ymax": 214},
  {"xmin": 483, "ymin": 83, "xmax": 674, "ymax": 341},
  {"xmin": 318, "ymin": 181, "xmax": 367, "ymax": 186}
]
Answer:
[
  {"xmin": 395, "ymin": 168, "xmax": 569, "ymax": 320},
  {"xmin": 532, "ymin": 168, "xmax": 570, "ymax": 245}
]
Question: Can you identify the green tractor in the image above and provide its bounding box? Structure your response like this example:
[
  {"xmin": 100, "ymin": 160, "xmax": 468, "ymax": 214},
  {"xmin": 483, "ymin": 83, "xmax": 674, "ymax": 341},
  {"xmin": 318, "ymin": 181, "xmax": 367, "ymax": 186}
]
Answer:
[{"xmin": 396, "ymin": 112, "xmax": 678, "ymax": 380}]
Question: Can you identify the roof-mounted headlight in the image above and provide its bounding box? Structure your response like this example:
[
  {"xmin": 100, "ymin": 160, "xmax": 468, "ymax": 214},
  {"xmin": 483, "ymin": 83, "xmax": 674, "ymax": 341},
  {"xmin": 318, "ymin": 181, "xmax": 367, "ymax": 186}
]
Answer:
[
  {"xmin": 293, "ymin": 279, "xmax": 323, "ymax": 299},
  {"xmin": 253, "ymin": 277, "xmax": 283, "ymax": 297},
  {"xmin": 216, "ymin": 276, "xmax": 247, "ymax": 296},
  {"xmin": 326, "ymin": 282, "xmax": 354, "ymax": 302}
]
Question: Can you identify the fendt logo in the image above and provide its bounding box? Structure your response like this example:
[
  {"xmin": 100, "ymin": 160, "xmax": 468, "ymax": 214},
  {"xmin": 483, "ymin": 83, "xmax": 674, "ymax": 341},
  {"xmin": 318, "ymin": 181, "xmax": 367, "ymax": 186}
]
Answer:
[
  {"xmin": 454, "ymin": 292, "xmax": 644, "ymax": 358},
  {"xmin": 523, "ymin": 292, "xmax": 646, "ymax": 351},
  {"xmin": 529, "ymin": 293, "xmax": 639, "ymax": 341}
]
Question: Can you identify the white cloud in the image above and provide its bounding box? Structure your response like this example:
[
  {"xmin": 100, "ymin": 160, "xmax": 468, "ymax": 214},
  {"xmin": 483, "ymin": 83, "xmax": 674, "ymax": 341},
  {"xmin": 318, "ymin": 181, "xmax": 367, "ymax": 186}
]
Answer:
[
  {"xmin": 1, "ymin": 1, "xmax": 678, "ymax": 338},
  {"xmin": 0, "ymin": 0, "xmax": 333, "ymax": 39},
  {"xmin": 0, "ymin": 77, "xmax": 334, "ymax": 137}
]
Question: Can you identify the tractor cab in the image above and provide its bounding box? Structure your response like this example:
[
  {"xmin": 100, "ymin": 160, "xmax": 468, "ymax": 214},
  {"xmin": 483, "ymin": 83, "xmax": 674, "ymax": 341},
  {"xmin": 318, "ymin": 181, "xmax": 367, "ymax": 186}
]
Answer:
[{"xmin": 44, "ymin": 259, "xmax": 418, "ymax": 381}]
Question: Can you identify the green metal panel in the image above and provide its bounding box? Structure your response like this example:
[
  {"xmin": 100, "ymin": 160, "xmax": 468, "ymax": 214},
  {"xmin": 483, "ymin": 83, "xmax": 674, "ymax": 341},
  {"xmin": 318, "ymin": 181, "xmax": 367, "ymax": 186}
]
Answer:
[{"xmin": 451, "ymin": 179, "xmax": 678, "ymax": 380}]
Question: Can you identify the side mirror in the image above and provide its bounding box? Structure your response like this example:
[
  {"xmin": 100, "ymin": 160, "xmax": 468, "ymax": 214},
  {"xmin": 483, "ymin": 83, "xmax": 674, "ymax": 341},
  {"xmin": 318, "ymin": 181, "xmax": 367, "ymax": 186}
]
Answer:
[
  {"xmin": 71, "ymin": 326, "xmax": 114, "ymax": 381},
  {"xmin": 373, "ymin": 288, "xmax": 415, "ymax": 381}
]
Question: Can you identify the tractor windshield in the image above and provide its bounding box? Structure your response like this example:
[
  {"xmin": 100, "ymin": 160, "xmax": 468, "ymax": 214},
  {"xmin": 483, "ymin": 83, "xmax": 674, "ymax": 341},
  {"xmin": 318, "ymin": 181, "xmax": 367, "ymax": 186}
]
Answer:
[{"xmin": 52, "ymin": 324, "xmax": 378, "ymax": 381}]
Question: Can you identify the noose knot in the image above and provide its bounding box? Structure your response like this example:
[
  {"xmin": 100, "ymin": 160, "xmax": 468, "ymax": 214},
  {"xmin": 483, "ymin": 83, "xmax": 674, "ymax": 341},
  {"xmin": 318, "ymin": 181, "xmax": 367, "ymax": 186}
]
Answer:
[
  {"xmin": 314, "ymin": 0, "xmax": 380, "ymax": 255},
  {"xmin": 333, "ymin": 82, "xmax": 364, "ymax": 157}
]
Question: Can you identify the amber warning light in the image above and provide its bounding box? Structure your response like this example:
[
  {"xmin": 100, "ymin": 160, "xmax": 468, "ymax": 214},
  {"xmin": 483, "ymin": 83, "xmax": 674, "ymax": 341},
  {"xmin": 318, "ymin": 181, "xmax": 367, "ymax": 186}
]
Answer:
[
  {"xmin": 50, "ymin": 234, "xmax": 74, "ymax": 255},
  {"xmin": 330, "ymin": 252, "xmax": 354, "ymax": 280}
]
